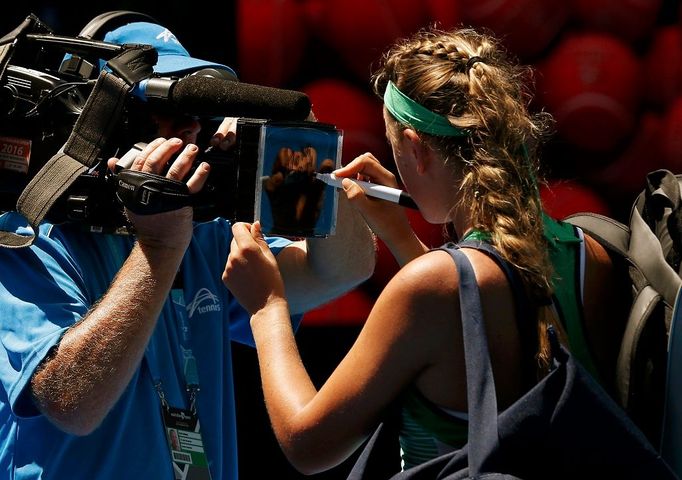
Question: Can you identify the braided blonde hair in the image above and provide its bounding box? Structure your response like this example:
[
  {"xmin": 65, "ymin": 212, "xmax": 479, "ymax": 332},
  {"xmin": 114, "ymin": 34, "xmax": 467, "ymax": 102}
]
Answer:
[{"xmin": 372, "ymin": 26, "xmax": 560, "ymax": 372}]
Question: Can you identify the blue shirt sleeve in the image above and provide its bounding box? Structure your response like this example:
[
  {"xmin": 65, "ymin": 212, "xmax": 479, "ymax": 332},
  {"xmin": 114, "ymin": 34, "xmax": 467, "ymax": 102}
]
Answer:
[{"xmin": 0, "ymin": 214, "xmax": 90, "ymax": 418}]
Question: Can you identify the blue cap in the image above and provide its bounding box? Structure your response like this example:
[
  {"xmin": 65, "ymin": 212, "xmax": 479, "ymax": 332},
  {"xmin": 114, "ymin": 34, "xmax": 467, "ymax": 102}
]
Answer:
[{"xmin": 101, "ymin": 21, "xmax": 238, "ymax": 79}]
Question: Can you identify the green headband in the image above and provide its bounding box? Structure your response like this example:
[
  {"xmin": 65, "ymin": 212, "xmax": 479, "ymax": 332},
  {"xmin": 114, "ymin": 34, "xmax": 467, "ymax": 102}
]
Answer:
[{"xmin": 383, "ymin": 80, "xmax": 469, "ymax": 137}]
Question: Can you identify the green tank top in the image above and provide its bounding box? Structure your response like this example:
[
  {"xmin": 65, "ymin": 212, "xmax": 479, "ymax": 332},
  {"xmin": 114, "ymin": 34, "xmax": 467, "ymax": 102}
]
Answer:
[
  {"xmin": 460, "ymin": 214, "xmax": 600, "ymax": 379},
  {"xmin": 542, "ymin": 213, "xmax": 600, "ymax": 380},
  {"xmin": 399, "ymin": 388, "xmax": 468, "ymax": 469}
]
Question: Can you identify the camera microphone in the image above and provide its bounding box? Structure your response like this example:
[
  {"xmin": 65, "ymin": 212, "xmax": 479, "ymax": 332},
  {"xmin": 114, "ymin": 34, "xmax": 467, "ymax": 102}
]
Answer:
[{"xmin": 141, "ymin": 75, "xmax": 312, "ymax": 121}]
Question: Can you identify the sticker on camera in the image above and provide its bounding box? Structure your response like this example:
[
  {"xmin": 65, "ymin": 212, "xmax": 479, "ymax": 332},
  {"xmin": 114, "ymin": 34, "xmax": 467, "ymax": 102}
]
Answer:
[{"xmin": 0, "ymin": 137, "xmax": 31, "ymax": 174}]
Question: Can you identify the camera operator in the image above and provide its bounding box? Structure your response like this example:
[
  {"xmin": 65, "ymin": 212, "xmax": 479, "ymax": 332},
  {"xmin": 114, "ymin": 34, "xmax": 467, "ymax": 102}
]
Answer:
[{"xmin": 0, "ymin": 19, "xmax": 374, "ymax": 480}]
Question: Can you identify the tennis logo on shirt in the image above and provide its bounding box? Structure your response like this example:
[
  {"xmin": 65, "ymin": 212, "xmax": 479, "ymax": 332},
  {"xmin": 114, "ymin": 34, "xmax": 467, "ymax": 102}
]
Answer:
[{"xmin": 186, "ymin": 288, "xmax": 222, "ymax": 317}]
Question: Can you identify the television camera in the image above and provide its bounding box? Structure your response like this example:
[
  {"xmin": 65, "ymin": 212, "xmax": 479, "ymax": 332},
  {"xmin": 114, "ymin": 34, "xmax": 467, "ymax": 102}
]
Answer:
[{"xmin": 0, "ymin": 13, "xmax": 339, "ymax": 244}]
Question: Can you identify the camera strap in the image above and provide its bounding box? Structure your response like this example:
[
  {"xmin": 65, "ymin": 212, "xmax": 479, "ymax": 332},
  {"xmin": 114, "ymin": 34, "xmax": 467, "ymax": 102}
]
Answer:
[
  {"xmin": 115, "ymin": 170, "xmax": 191, "ymax": 215},
  {"xmin": 0, "ymin": 44, "xmax": 156, "ymax": 248}
]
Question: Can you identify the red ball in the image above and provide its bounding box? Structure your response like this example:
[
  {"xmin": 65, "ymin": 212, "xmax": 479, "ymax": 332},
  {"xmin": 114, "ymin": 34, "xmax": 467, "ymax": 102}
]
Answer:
[
  {"xmin": 572, "ymin": 0, "xmax": 662, "ymax": 44},
  {"xmin": 302, "ymin": 288, "xmax": 375, "ymax": 326},
  {"xmin": 301, "ymin": 0, "xmax": 325, "ymax": 27},
  {"xmin": 459, "ymin": 0, "xmax": 570, "ymax": 60},
  {"xmin": 236, "ymin": 0, "xmax": 308, "ymax": 86},
  {"xmin": 537, "ymin": 33, "xmax": 641, "ymax": 152},
  {"xmin": 589, "ymin": 112, "xmax": 664, "ymax": 198},
  {"xmin": 301, "ymin": 78, "xmax": 390, "ymax": 165},
  {"xmin": 540, "ymin": 179, "xmax": 611, "ymax": 219},
  {"xmin": 314, "ymin": 0, "xmax": 429, "ymax": 82},
  {"xmin": 643, "ymin": 26, "xmax": 682, "ymax": 109}
]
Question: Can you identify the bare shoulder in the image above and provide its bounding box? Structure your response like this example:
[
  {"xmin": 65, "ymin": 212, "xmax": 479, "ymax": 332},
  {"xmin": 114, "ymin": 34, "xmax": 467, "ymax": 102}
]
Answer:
[
  {"xmin": 582, "ymin": 231, "xmax": 630, "ymax": 391},
  {"xmin": 583, "ymin": 232, "xmax": 613, "ymax": 268},
  {"xmin": 582, "ymin": 232, "xmax": 619, "ymax": 302},
  {"xmin": 582, "ymin": 231, "xmax": 627, "ymax": 297},
  {"xmin": 377, "ymin": 246, "xmax": 512, "ymax": 340},
  {"xmin": 390, "ymin": 248, "xmax": 458, "ymax": 296},
  {"xmin": 390, "ymin": 246, "xmax": 507, "ymax": 296}
]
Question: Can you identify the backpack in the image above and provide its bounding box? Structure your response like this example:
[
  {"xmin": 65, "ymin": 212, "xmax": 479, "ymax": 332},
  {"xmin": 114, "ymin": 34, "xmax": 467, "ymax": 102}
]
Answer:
[{"xmin": 564, "ymin": 168, "xmax": 682, "ymax": 477}]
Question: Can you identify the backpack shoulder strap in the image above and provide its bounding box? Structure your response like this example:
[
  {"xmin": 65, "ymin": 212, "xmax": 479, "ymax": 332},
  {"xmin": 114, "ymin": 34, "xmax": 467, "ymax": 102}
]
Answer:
[
  {"xmin": 564, "ymin": 211, "xmax": 660, "ymax": 415},
  {"xmin": 566, "ymin": 175, "xmax": 682, "ymax": 451},
  {"xmin": 564, "ymin": 212, "xmax": 630, "ymax": 259}
]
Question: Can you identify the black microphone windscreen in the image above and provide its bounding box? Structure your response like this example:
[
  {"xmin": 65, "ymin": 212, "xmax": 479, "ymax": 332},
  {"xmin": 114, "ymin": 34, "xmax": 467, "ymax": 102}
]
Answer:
[{"xmin": 170, "ymin": 76, "xmax": 311, "ymax": 121}]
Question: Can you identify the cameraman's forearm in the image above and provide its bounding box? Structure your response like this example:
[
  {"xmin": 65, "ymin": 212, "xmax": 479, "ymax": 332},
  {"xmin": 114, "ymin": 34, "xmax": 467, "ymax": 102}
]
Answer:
[
  {"xmin": 310, "ymin": 195, "xmax": 376, "ymax": 282},
  {"xmin": 30, "ymin": 242, "xmax": 185, "ymax": 436},
  {"xmin": 282, "ymin": 196, "xmax": 375, "ymax": 314}
]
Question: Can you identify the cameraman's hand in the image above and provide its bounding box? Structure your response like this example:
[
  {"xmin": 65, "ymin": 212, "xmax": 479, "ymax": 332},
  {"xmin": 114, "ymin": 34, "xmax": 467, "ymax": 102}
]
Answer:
[
  {"xmin": 110, "ymin": 137, "xmax": 210, "ymax": 250},
  {"xmin": 207, "ymin": 113, "xmax": 318, "ymax": 152},
  {"xmin": 223, "ymin": 221, "xmax": 286, "ymax": 315},
  {"xmin": 209, "ymin": 117, "xmax": 238, "ymax": 150}
]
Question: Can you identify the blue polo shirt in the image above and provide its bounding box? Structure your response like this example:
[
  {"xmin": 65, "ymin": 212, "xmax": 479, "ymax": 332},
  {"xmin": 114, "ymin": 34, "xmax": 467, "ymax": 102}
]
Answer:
[{"xmin": 0, "ymin": 212, "xmax": 298, "ymax": 479}]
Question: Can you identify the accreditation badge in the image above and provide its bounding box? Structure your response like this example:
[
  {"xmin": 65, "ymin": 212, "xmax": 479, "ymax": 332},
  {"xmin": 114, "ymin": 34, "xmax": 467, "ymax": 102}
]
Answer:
[{"xmin": 162, "ymin": 406, "xmax": 213, "ymax": 480}]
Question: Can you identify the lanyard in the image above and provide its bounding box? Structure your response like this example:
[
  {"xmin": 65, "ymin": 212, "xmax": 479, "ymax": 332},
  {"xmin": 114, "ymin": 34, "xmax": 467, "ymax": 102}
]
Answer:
[
  {"xmin": 143, "ymin": 272, "xmax": 213, "ymax": 480},
  {"xmin": 170, "ymin": 288, "xmax": 200, "ymax": 412},
  {"xmin": 145, "ymin": 275, "xmax": 201, "ymax": 413}
]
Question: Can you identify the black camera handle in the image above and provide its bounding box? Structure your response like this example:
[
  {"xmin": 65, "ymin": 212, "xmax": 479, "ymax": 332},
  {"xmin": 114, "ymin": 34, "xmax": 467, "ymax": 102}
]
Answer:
[
  {"xmin": 115, "ymin": 170, "xmax": 191, "ymax": 215},
  {"xmin": 0, "ymin": 15, "xmax": 47, "ymax": 92},
  {"xmin": 25, "ymin": 33, "xmax": 125, "ymax": 58},
  {"xmin": 0, "ymin": 16, "xmax": 157, "ymax": 248}
]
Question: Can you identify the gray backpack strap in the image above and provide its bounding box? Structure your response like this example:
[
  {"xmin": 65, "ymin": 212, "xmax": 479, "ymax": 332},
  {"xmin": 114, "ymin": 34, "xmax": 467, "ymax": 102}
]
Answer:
[
  {"xmin": 564, "ymin": 212, "xmax": 629, "ymax": 258},
  {"xmin": 567, "ymin": 170, "xmax": 682, "ymax": 461},
  {"xmin": 564, "ymin": 213, "xmax": 645, "ymax": 409},
  {"xmin": 566, "ymin": 207, "xmax": 681, "ymax": 409}
]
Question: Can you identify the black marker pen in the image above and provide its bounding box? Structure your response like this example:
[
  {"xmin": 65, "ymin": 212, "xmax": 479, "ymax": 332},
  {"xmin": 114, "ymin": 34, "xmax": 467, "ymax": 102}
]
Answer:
[{"xmin": 315, "ymin": 173, "xmax": 418, "ymax": 210}]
